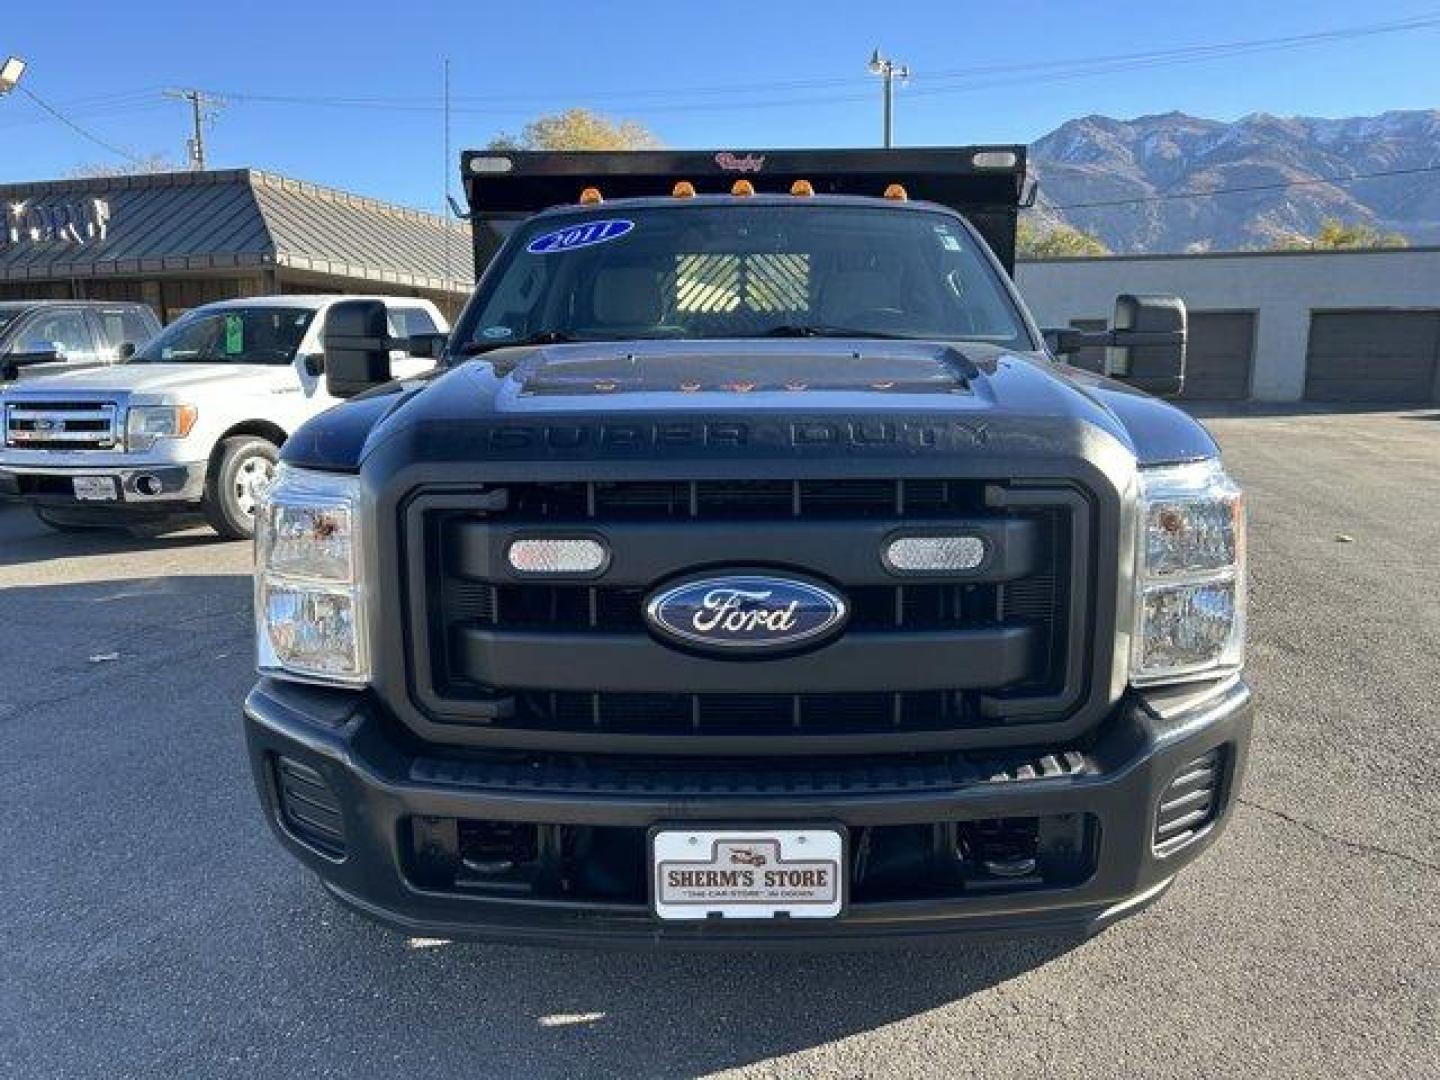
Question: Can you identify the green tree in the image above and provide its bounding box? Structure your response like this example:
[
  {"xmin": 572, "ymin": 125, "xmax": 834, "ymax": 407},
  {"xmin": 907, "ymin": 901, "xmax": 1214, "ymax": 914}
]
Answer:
[
  {"xmin": 1017, "ymin": 218, "xmax": 1110, "ymax": 259},
  {"xmin": 489, "ymin": 109, "xmax": 662, "ymax": 151},
  {"xmin": 1273, "ymin": 218, "xmax": 1409, "ymax": 250}
]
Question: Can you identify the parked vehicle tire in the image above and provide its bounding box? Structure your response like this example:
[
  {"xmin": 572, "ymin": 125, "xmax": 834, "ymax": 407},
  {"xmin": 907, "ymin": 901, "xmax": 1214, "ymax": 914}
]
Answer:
[
  {"xmin": 205, "ymin": 436, "xmax": 280, "ymax": 540},
  {"xmin": 33, "ymin": 506, "xmax": 114, "ymax": 533}
]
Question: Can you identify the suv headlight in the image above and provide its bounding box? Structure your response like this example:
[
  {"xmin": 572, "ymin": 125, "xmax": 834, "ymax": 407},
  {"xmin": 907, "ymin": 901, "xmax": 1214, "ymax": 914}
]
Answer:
[
  {"xmin": 254, "ymin": 464, "xmax": 369, "ymax": 686},
  {"xmin": 126, "ymin": 404, "xmax": 197, "ymax": 451},
  {"xmin": 1132, "ymin": 459, "xmax": 1246, "ymax": 686}
]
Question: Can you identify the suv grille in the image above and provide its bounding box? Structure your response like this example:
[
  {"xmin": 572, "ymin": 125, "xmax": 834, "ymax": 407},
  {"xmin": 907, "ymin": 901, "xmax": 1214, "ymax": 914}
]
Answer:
[
  {"xmin": 405, "ymin": 478, "xmax": 1093, "ymax": 750},
  {"xmin": 4, "ymin": 400, "xmax": 119, "ymax": 450}
]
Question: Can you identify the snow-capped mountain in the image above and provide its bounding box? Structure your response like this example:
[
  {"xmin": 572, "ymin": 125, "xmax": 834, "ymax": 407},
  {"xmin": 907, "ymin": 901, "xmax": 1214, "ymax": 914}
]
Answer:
[{"xmin": 1028, "ymin": 109, "xmax": 1440, "ymax": 253}]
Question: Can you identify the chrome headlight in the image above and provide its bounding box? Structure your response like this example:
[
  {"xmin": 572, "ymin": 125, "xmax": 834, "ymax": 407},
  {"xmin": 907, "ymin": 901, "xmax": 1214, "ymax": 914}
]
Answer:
[
  {"xmin": 254, "ymin": 464, "xmax": 369, "ymax": 686},
  {"xmin": 1132, "ymin": 459, "xmax": 1246, "ymax": 686},
  {"xmin": 126, "ymin": 404, "xmax": 197, "ymax": 450}
]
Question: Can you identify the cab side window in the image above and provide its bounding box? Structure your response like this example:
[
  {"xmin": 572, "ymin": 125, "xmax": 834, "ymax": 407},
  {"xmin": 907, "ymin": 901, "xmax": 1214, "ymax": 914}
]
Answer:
[
  {"xmin": 97, "ymin": 308, "xmax": 157, "ymax": 349},
  {"xmin": 18, "ymin": 309, "xmax": 96, "ymax": 362},
  {"xmin": 394, "ymin": 308, "xmax": 439, "ymax": 336}
]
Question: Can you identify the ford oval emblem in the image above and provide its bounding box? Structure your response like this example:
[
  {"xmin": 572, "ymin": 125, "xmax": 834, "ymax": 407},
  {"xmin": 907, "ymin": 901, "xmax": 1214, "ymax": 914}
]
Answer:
[{"xmin": 644, "ymin": 574, "xmax": 848, "ymax": 655}]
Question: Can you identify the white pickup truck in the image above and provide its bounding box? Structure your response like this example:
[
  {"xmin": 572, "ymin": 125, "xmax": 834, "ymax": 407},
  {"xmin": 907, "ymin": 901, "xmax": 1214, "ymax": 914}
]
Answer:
[{"xmin": 0, "ymin": 295, "xmax": 447, "ymax": 538}]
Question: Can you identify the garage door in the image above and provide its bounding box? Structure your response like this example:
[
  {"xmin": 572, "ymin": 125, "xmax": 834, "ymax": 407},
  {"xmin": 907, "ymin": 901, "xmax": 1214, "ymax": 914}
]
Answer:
[
  {"xmin": 1305, "ymin": 311, "xmax": 1440, "ymax": 402},
  {"xmin": 1182, "ymin": 312, "xmax": 1255, "ymax": 400}
]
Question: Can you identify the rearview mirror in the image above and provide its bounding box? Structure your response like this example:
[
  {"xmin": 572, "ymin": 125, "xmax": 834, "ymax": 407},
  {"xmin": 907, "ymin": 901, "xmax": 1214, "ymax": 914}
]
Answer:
[
  {"xmin": 1106, "ymin": 294, "xmax": 1187, "ymax": 398},
  {"xmin": 323, "ymin": 300, "xmax": 393, "ymax": 399},
  {"xmin": 118, "ymin": 342, "xmax": 137, "ymax": 360}
]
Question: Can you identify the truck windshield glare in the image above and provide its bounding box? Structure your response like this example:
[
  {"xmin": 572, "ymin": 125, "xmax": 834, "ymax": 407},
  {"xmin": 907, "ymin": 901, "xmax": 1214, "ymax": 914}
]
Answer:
[
  {"xmin": 461, "ymin": 205, "xmax": 1031, "ymax": 352},
  {"xmin": 130, "ymin": 307, "xmax": 315, "ymax": 366}
]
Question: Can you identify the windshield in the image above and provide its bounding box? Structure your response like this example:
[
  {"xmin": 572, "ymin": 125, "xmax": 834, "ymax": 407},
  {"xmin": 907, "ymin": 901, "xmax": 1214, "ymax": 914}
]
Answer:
[
  {"xmin": 0, "ymin": 309, "xmax": 22, "ymax": 337},
  {"xmin": 458, "ymin": 204, "xmax": 1031, "ymax": 351},
  {"xmin": 129, "ymin": 307, "xmax": 315, "ymax": 365}
]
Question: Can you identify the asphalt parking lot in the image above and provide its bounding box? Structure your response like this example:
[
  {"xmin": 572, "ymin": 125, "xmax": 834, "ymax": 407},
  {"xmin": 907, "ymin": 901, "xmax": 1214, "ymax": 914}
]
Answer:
[{"xmin": 1, "ymin": 408, "xmax": 1435, "ymax": 1080}]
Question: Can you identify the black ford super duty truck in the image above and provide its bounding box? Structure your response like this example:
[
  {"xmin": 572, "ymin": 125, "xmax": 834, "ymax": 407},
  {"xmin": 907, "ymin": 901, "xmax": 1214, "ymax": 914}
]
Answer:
[{"xmin": 243, "ymin": 148, "xmax": 1250, "ymax": 947}]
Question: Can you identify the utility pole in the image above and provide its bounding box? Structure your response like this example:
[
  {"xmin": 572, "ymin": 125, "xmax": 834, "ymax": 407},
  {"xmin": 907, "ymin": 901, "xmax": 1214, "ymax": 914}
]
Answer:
[
  {"xmin": 443, "ymin": 57, "xmax": 453, "ymax": 293},
  {"xmin": 164, "ymin": 88, "xmax": 225, "ymax": 170},
  {"xmin": 867, "ymin": 49, "xmax": 910, "ymax": 148}
]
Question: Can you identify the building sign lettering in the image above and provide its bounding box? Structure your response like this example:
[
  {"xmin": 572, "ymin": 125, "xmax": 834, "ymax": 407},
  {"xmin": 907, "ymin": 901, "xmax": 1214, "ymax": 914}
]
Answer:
[{"xmin": 4, "ymin": 197, "xmax": 111, "ymax": 245}]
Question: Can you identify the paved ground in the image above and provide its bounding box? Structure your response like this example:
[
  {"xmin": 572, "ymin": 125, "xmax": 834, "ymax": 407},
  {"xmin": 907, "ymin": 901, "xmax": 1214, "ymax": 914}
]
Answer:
[{"xmin": 1, "ymin": 408, "xmax": 1436, "ymax": 1080}]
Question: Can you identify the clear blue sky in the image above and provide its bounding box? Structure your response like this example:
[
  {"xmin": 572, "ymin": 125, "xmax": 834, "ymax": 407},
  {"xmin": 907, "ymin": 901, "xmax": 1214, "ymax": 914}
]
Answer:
[{"xmin": 3, "ymin": 0, "xmax": 1438, "ymax": 213}]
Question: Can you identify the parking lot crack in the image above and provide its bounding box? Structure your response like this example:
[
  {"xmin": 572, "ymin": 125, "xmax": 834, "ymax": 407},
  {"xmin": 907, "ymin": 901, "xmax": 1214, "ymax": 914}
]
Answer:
[{"xmin": 1238, "ymin": 796, "xmax": 1439, "ymax": 874}]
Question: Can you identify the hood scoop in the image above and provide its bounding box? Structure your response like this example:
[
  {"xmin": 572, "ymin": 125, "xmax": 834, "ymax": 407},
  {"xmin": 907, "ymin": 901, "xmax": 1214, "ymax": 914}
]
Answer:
[{"xmin": 514, "ymin": 341, "xmax": 977, "ymax": 397}]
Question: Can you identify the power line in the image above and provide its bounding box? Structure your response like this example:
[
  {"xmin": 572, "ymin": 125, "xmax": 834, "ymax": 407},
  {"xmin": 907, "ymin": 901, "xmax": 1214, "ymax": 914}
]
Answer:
[
  {"xmin": 15, "ymin": 84, "xmax": 142, "ymax": 163},
  {"xmin": 1050, "ymin": 164, "xmax": 1440, "ymax": 211},
  {"xmin": 200, "ymin": 10, "xmax": 1440, "ymax": 116}
]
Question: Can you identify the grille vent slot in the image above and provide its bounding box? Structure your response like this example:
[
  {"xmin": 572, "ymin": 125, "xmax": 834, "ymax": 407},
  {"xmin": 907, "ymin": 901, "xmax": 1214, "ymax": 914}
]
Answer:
[
  {"xmin": 1153, "ymin": 747, "xmax": 1225, "ymax": 854},
  {"xmin": 275, "ymin": 756, "xmax": 346, "ymax": 857}
]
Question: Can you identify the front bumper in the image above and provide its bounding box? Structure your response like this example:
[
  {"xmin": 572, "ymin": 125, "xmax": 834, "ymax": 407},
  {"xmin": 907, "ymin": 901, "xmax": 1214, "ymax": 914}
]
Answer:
[
  {"xmin": 243, "ymin": 676, "xmax": 1252, "ymax": 949},
  {"xmin": 0, "ymin": 461, "xmax": 207, "ymax": 509}
]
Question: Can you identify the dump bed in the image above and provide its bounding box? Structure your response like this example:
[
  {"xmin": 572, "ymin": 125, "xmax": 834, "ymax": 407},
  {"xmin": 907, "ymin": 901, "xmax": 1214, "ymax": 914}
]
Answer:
[{"xmin": 461, "ymin": 146, "xmax": 1030, "ymax": 276}]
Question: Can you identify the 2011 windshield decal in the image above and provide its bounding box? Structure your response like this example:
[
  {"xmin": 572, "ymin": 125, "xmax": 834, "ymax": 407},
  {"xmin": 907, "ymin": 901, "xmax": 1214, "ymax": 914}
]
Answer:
[{"xmin": 526, "ymin": 219, "xmax": 634, "ymax": 254}]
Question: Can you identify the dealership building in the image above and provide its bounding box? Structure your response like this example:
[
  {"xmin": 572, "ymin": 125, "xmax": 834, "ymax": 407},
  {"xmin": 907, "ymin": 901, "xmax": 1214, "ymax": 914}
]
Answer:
[
  {"xmin": 0, "ymin": 169, "xmax": 472, "ymax": 321},
  {"xmin": 1018, "ymin": 246, "xmax": 1440, "ymax": 403}
]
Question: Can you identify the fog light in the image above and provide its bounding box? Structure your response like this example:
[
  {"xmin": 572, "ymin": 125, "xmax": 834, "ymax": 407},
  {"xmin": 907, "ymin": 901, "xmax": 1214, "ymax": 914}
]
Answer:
[
  {"xmin": 884, "ymin": 535, "xmax": 985, "ymax": 573},
  {"xmin": 506, "ymin": 537, "xmax": 608, "ymax": 575}
]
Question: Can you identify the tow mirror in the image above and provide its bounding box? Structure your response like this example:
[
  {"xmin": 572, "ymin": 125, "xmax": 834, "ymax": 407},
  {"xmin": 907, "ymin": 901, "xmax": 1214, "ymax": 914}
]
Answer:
[
  {"xmin": 1046, "ymin": 294, "xmax": 1187, "ymax": 398},
  {"xmin": 1105, "ymin": 294, "xmax": 1186, "ymax": 398},
  {"xmin": 323, "ymin": 300, "xmax": 392, "ymax": 398}
]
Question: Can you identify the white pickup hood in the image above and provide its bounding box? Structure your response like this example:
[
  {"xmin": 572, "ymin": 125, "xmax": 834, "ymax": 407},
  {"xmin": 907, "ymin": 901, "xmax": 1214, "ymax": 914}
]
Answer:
[{"xmin": 11, "ymin": 362, "xmax": 289, "ymax": 400}]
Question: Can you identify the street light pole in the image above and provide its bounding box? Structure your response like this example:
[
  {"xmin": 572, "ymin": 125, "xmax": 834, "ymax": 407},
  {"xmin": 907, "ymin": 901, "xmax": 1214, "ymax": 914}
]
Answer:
[{"xmin": 867, "ymin": 49, "xmax": 910, "ymax": 148}]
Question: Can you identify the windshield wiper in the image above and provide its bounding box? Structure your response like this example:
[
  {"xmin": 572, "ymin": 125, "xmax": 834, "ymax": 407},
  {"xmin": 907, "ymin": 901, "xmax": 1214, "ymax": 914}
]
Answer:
[
  {"xmin": 459, "ymin": 329, "xmax": 576, "ymax": 355},
  {"xmin": 759, "ymin": 325, "xmax": 916, "ymax": 340}
]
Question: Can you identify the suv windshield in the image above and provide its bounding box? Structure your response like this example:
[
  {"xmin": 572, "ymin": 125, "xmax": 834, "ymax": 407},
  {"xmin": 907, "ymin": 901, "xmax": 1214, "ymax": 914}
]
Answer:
[
  {"xmin": 129, "ymin": 307, "xmax": 314, "ymax": 365},
  {"xmin": 459, "ymin": 203, "xmax": 1031, "ymax": 351}
]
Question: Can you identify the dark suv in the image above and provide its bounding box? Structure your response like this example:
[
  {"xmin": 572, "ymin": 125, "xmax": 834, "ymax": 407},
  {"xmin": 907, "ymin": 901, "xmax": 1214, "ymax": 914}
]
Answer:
[
  {"xmin": 243, "ymin": 148, "xmax": 1251, "ymax": 948},
  {"xmin": 0, "ymin": 300, "xmax": 160, "ymax": 382}
]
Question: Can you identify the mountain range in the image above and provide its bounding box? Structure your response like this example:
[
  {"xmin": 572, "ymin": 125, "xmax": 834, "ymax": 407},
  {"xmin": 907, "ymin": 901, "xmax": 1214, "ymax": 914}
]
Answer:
[{"xmin": 1027, "ymin": 109, "xmax": 1440, "ymax": 253}]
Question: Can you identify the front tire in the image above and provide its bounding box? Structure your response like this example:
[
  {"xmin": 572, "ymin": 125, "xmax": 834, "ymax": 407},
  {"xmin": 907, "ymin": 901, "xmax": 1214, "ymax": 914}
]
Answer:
[{"xmin": 204, "ymin": 436, "xmax": 279, "ymax": 540}]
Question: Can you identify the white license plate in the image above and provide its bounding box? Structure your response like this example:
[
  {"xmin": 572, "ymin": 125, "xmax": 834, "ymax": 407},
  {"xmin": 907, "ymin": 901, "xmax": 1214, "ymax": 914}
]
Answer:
[
  {"xmin": 72, "ymin": 475, "xmax": 119, "ymax": 501},
  {"xmin": 651, "ymin": 827, "xmax": 845, "ymax": 921}
]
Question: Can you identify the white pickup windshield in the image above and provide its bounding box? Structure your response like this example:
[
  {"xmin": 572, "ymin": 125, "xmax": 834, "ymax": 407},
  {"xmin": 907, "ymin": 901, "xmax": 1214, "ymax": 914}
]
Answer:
[
  {"xmin": 461, "ymin": 204, "xmax": 1031, "ymax": 351},
  {"xmin": 129, "ymin": 307, "xmax": 315, "ymax": 365}
]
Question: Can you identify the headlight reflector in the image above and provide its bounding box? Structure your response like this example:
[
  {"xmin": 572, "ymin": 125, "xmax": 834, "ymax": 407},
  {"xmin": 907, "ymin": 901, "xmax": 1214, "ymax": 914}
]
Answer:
[
  {"xmin": 1132, "ymin": 460, "xmax": 1245, "ymax": 685},
  {"xmin": 255, "ymin": 465, "xmax": 368, "ymax": 685},
  {"xmin": 126, "ymin": 404, "xmax": 197, "ymax": 449}
]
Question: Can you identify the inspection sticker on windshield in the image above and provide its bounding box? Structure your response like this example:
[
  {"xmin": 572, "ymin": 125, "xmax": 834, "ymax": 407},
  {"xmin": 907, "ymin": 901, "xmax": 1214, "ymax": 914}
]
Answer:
[
  {"xmin": 650, "ymin": 828, "xmax": 845, "ymax": 920},
  {"xmin": 526, "ymin": 219, "xmax": 634, "ymax": 255},
  {"xmin": 223, "ymin": 314, "xmax": 244, "ymax": 354}
]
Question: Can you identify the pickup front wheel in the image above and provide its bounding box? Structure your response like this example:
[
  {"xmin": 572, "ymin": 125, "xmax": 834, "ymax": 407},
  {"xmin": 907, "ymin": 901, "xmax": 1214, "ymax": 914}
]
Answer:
[{"xmin": 205, "ymin": 436, "xmax": 279, "ymax": 540}]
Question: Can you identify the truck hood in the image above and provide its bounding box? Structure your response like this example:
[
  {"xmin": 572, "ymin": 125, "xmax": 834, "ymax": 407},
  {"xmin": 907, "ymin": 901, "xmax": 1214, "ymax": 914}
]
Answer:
[
  {"xmin": 5, "ymin": 362, "xmax": 290, "ymax": 399},
  {"xmin": 282, "ymin": 339, "xmax": 1217, "ymax": 472}
]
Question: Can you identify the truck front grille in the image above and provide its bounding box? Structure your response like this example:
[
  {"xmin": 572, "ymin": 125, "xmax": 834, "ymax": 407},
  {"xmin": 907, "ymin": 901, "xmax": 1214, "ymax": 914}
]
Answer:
[
  {"xmin": 4, "ymin": 400, "xmax": 120, "ymax": 450},
  {"xmin": 404, "ymin": 477, "xmax": 1096, "ymax": 752}
]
